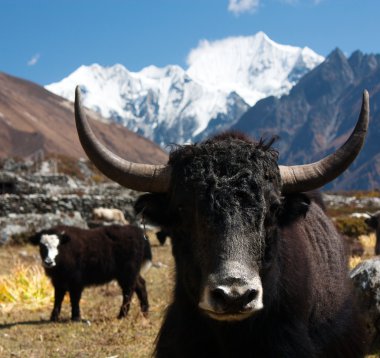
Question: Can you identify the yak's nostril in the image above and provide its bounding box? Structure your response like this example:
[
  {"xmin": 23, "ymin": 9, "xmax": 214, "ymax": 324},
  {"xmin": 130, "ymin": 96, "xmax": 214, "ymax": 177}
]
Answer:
[
  {"xmin": 211, "ymin": 287, "xmax": 229, "ymax": 305},
  {"xmin": 243, "ymin": 289, "xmax": 258, "ymax": 305},
  {"xmin": 44, "ymin": 259, "xmax": 55, "ymax": 268},
  {"xmin": 211, "ymin": 286, "xmax": 258, "ymax": 310}
]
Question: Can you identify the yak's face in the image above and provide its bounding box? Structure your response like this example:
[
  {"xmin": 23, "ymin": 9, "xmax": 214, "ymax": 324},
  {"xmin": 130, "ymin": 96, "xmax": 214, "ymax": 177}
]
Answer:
[
  {"xmin": 136, "ymin": 137, "xmax": 283, "ymax": 321},
  {"xmin": 39, "ymin": 234, "xmax": 61, "ymax": 268},
  {"xmin": 29, "ymin": 230, "xmax": 70, "ymax": 269}
]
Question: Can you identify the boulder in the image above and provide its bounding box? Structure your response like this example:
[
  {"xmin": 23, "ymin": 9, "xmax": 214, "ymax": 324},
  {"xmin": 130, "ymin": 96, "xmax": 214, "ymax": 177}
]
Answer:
[{"xmin": 350, "ymin": 257, "xmax": 380, "ymax": 353}]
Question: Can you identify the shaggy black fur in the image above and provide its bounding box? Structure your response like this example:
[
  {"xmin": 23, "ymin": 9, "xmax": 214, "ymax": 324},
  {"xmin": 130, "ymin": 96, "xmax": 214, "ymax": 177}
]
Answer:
[
  {"xmin": 365, "ymin": 211, "xmax": 380, "ymax": 255},
  {"xmin": 135, "ymin": 133, "xmax": 367, "ymax": 357},
  {"xmin": 29, "ymin": 225, "xmax": 151, "ymax": 321},
  {"xmin": 155, "ymin": 229, "xmax": 170, "ymax": 246}
]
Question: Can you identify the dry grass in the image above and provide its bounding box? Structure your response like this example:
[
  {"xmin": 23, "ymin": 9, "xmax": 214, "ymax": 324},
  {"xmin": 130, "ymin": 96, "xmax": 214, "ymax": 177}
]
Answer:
[
  {"xmin": 0, "ymin": 263, "xmax": 53, "ymax": 312},
  {"xmin": 360, "ymin": 233, "xmax": 377, "ymax": 255},
  {"xmin": 0, "ymin": 233, "xmax": 174, "ymax": 357},
  {"xmin": 349, "ymin": 233, "xmax": 377, "ymax": 269},
  {"xmin": 349, "ymin": 255, "xmax": 364, "ymax": 270}
]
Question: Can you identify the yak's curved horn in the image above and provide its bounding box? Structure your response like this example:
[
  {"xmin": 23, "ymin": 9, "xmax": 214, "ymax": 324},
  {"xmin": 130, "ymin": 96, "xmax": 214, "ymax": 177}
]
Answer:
[
  {"xmin": 280, "ymin": 90, "xmax": 369, "ymax": 193},
  {"xmin": 74, "ymin": 86, "xmax": 171, "ymax": 193}
]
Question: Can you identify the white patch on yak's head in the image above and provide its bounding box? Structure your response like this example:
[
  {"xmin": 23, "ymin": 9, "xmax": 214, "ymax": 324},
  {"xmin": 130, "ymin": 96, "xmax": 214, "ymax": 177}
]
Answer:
[{"xmin": 40, "ymin": 234, "xmax": 60, "ymax": 268}]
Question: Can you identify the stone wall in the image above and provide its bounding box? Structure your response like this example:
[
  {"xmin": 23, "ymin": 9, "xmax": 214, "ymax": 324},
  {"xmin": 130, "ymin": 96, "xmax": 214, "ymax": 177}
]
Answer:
[{"xmin": 0, "ymin": 170, "xmax": 140, "ymax": 244}]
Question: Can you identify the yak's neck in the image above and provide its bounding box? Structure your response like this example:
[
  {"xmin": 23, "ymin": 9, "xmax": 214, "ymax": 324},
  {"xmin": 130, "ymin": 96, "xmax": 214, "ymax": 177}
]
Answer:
[{"xmin": 168, "ymin": 290, "xmax": 272, "ymax": 357}]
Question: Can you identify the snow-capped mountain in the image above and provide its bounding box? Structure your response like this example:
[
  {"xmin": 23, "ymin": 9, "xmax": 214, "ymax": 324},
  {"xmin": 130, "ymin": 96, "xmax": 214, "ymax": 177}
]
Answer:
[
  {"xmin": 187, "ymin": 32, "xmax": 324, "ymax": 105},
  {"xmin": 46, "ymin": 32, "xmax": 324, "ymax": 146}
]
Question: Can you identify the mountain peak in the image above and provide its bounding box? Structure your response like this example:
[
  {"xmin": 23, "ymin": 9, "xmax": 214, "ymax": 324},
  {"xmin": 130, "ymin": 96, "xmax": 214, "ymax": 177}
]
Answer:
[
  {"xmin": 348, "ymin": 50, "xmax": 380, "ymax": 78},
  {"xmin": 253, "ymin": 30, "xmax": 272, "ymax": 44},
  {"xmin": 186, "ymin": 32, "xmax": 324, "ymax": 105},
  {"xmin": 325, "ymin": 48, "xmax": 347, "ymax": 64},
  {"xmin": 46, "ymin": 33, "xmax": 324, "ymax": 147}
]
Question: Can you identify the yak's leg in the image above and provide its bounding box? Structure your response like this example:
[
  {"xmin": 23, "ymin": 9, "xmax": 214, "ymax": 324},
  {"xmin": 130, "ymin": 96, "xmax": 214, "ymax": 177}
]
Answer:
[
  {"xmin": 50, "ymin": 286, "xmax": 66, "ymax": 322},
  {"xmin": 117, "ymin": 275, "xmax": 137, "ymax": 319},
  {"xmin": 135, "ymin": 275, "xmax": 149, "ymax": 317},
  {"xmin": 375, "ymin": 229, "xmax": 380, "ymax": 255},
  {"xmin": 69, "ymin": 286, "xmax": 83, "ymax": 321},
  {"xmin": 118, "ymin": 285, "xmax": 135, "ymax": 319}
]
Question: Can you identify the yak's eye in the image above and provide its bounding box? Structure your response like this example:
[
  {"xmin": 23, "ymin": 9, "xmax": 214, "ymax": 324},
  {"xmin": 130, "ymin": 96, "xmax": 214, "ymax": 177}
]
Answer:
[
  {"xmin": 40, "ymin": 245, "xmax": 48, "ymax": 258},
  {"xmin": 270, "ymin": 197, "xmax": 282, "ymax": 213}
]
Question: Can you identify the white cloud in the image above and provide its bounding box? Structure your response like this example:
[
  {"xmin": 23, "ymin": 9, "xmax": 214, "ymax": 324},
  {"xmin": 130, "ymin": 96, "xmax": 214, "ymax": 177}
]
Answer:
[
  {"xmin": 228, "ymin": 0, "xmax": 260, "ymax": 15},
  {"xmin": 27, "ymin": 53, "xmax": 40, "ymax": 66},
  {"xmin": 280, "ymin": 0, "xmax": 324, "ymax": 4},
  {"xmin": 228, "ymin": 0, "xmax": 322, "ymax": 15}
]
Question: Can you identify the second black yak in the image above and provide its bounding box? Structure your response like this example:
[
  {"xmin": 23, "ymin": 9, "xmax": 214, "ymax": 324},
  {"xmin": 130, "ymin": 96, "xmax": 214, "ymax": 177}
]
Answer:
[{"xmin": 30, "ymin": 224, "xmax": 151, "ymax": 321}]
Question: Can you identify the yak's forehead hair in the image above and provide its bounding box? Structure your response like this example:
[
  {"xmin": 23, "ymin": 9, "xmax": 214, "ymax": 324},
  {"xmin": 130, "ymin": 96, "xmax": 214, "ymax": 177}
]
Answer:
[
  {"xmin": 169, "ymin": 132, "xmax": 280, "ymax": 176},
  {"xmin": 168, "ymin": 133, "xmax": 281, "ymax": 214}
]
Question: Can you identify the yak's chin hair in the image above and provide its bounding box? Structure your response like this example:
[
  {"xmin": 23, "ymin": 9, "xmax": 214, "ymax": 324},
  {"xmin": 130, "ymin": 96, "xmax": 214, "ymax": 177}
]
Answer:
[{"xmin": 201, "ymin": 308, "xmax": 259, "ymax": 322}]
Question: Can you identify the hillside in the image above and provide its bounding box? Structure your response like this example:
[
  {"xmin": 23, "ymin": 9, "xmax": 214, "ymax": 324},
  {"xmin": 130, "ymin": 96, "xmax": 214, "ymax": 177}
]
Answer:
[{"xmin": 0, "ymin": 72, "xmax": 168, "ymax": 165}]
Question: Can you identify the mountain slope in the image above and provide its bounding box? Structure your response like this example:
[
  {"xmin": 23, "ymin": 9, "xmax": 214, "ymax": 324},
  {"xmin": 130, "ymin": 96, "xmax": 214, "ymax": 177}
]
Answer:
[
  {"xmin": 233, "ymin": 49, "xmax": 380, "ymax": 190},
  {"xmin": 0, "ymin": 72, "xmax": 168, "ymax": 164},
  {"xmin": 46, "ymin": 32, "xmax": 323, "ymax": 146}
]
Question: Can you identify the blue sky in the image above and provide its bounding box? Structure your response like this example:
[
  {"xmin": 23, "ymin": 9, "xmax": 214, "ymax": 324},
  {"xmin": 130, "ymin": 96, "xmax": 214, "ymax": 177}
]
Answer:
[{"xmin": 1, "ymin": 0, "xmax": 379, "ymax": 85}]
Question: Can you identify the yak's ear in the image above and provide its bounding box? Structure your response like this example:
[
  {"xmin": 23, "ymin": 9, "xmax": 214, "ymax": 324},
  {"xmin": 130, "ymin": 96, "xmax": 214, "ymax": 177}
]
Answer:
[
  {"xmin": 134, "ymin": 193, "xmax": 171, "ymax": 226},
  {"xmin": 59, "ymin": 231, "xmax": 71, "ymax": 244},
  {"xmin": 279, "ymin": 193, "xmax": 311, "ymax": 225},
  {"xmin": 365, "ymin": 215, "xmax": 378, "ymax": 229},
  {"xmin": 58, "ymin": 231, "xmax": 71, "ymax": 245},
  {"xmin": 29, "ymin": 232, "xmax": 42, "ymax": 245}
]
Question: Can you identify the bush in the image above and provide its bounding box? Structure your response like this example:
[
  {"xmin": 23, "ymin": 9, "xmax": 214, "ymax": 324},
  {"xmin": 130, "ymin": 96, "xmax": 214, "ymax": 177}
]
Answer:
[
  {"xmin": 334, "ymin": 216, "xmax": 372, "ymax": 238},
  {"xmin": 0, "ymin": 264, "xmax": 53, "ymax": 310}
]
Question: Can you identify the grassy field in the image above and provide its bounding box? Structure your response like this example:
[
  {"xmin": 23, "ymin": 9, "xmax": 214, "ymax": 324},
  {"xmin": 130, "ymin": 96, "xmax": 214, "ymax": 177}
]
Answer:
[
  {"xmin": 0, "ymin": 231, "xmax": 378, "ymax": 357},
  {"xmin": 0, "ymin": 232, "xmax": 174, "ymax": 358}
]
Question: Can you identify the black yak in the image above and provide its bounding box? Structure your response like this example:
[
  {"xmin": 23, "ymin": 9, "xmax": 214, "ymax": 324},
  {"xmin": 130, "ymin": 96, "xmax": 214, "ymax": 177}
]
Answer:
[
  {"xmin": 30, "ymin": 224, "xmax": 151, "ymax": 321},
  {"xmin": 74, "ymin": 86, "xmax": 370, "ymax": 356},
  {"xmin": 365, "ymin": 211, "xmax": 380, "ymax": 255}
]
